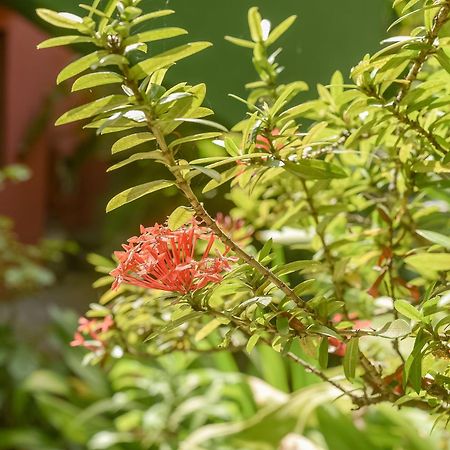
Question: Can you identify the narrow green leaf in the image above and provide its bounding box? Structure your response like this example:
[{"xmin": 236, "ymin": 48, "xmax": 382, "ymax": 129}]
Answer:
[
  {"xmin": 57, "ymin": 50, "xmax": 108, "ymax": 84},
  {"xmin": 107, "ymin": 151, "xmax": 164, "ymax": 172},
  {"xmin": 405, "ymin": 253, "xmax": 450, "ymax": 272},
  {"xmin": 131, "ymin": 10, "xmax": 175, "ymax": 26},
  {"xmin": 112, "ymin": 132, "xmax": 155, "ymax": 154},
  {"xmin": 394, "ymin": 300, "xmax": 424, "ymax": 322},
  {"xmin": 308, "ymin": 324, "xmax": 342, "ymax": 341},
  {"xmin": 36, "ymin": 9, "xmax": 83, "ymax": 29},
  {"xmin": 130, "ymin": 42, "xmax": 212, "ymax": 79},
  {"xmin": 168, "ymin": 206, "xmax": 195, "ymax": 230},
  {"xmin": 71, "ymin": 72, "xmax": 124, "ymax": 92},
  {"xmin": 274, "ymin": 260, "xmax": 317, "ymax": 276},
  {"xmin": 173, "ymin": 118, "xmax": 228, "ymax": 132},
  {"xmin": 248, "ymin": 7, "xmax": 263, "ymax": 42},
  {"xmin": 106, "ymin": 180, "xmax": 174, "ymax": 212},
  {"xmin": 343, "ymin": 338, "xmax": 360, "ymax": 380},
  {"xmin": 265, "ymin": 15, "xmax": 297, "ymax": 46},
  {"xmin": 37, "ymin": 35, "xmax": 92, "ymax": 49},
  {"xmin": 376, "ymin": 319, "xmax": 410, "ymax": 338},
  {"xmin": 285, "ymin": 159, "xmax": 347, "ymax": 180},
  {"xmin": 416, "ymin": 229, "xmax": 450, "ymax": 249},
  {"xmin": 435, "ymin": 48, "xmax": 450, "ymax": 75},
  {"xmin": 125, "ymin": 27, "xmax": 187, "ymax": 45},
  {"xmin": 318, "ymin": 337, "xmax": 329, "ymax": 369},
  {"xmin": 188, "ymin": 165, "xmax": 221, "ymax": 181},
  {"xmin": 276, "ymin": 316, "xmax": 290, "ymax": 336},
  {"xmin": 195, "ymin": 318, "xmax": 227, "ymax": 341},
  {"xmin": 224, "ymin": 36, "xmax": 255, "ymax": 48},
  {"xmin": 169, "ymin": 132, "xmax": 222, "ymax": 149},
  {"xmin": 55, "ymin": 95, "xmax": 128, "ymax": 126},
  {"xmin": 246, "ymin": 333, "xmax": 261, "ymax": 353},
  {"xmin": 202, "ymin": 166, "xmax": 237, "ymax": 193}
]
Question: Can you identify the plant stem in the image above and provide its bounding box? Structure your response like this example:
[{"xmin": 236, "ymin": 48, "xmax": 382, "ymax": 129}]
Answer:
[{"xmin": 151, "ymin": 125, "xmax": 308, "ymax": 310}]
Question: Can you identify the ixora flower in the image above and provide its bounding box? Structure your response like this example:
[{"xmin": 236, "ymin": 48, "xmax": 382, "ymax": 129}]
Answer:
[
  {"xmin": 255, "ymin": 128, "xmax": 281, "ymax": 152},
  {"xmin": 110, "ymin": 222, "xmax": 236, "ymax": 294},
  {"xmin": 70, "ymin": 316, "xmax": 114, "ymax": 351}
]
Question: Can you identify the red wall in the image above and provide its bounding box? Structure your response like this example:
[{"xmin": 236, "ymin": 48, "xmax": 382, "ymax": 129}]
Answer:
[{"xmin": 0, "ymin": 7, "xmax": 106, "ymax": 243}]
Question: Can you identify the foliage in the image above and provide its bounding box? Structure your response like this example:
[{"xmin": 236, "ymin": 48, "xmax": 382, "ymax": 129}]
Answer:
[
  {"xmin": 0, "ymin": 165, "xmax": 72, "ymax": 294},
  {"xmin": 38, "ymin": 0, "xmax": 450, "ymax": 433},
  {"xmin": 1, "ymin": 309, "xmax": 448, "ymax": 450}
]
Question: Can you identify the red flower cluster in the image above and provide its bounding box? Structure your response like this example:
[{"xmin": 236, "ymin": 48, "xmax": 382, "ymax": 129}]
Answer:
[
  {"xmin": 70, "ymin": 316, "xmax": 114, "ymax": 351},
  {"xmin": 110, "ymin": 222, "xmax": 236, "ymax": 294}
]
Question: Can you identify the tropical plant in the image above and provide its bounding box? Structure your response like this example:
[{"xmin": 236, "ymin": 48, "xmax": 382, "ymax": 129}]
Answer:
[{"xmin": 37, "ymin": 0, "xmax": 450, "ymax": 429}]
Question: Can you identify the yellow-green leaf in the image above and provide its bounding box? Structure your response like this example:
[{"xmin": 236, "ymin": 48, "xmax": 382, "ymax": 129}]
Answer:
[
  {"xmin": 168, "ymin": 132, "xmax": 222, "ymax": 149},
  {"xmin": 72, "ymin": 72, "xmax": 124, "ymax": 92},
  {"xmin": 285, "ymin": 160, "xmax": 347, "ymax": 180},
  {"xmin": 130, "ymin": 42, "xmax": 212, "ymax": 79},
  {"xmin": 224, "ymin": 36, "xmax": 255, "ymax": 48},
  {"xmin": 265, "ymin": 15, "xmax": 297, "ymax": 46},
  {"xmin": 168, "ymin": 206, "xmax": 195, "ymax": 230},
  {"xmin": 37, "ymin": 35, "xmax": 93, "ymax": 49},
  {"xmin": 125, "ymin": 27, "xmax": 187, "ymax": 45},
  {"xmin": 55, "ymin": 95, "xmax": 128, "ymax": 126},
  {"xmin": 248, "ymin": 7, "xmax": 263, "ymax": 42},
  {"xmin": 131, "ymin": 9, "xmax": 175, "ymax": 27},
  {"xmin": 36, "ymin": 9, "xmax": 83, "ymax": 29},
  {"xmin": 112, "ymin": 132, "xmax": 155, "ymax": 154},
  {"xmin": 57, "ymin": 50, "xmax": 108, "ymax": 84},
  {"xmin": 107, "ymin": 151, "xmax": 164, "ymax": 172},
  {"xmin": 106, "ymin": 180, "xmax": 175, "ymax": 212},
  {"xmin": 405, "ymin": 253, "xmax": 450, "ymax": 272},
  {"xmin": 343, "ymin": 337, "xmax": 360, "ymax": 380}
]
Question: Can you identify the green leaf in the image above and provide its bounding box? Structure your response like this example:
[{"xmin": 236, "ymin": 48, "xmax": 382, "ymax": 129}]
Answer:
[
  {"xmin": 55, "ymin": 95, "xmax": 128, "ymax": 126},
  {"xmin": 57, "ymin": 50, "xmax": 108, "ymax": 84},
  {"xmin": 394, "ymin": 300, "xmax": 424, "ymax": 322},
  {"xmin": 168, "ymin": 206, "xmax": 195, "ymax": 230},
  {"xmin": 265, "ymin": 15, "xmax": 297, "ymax": 46},
  {"xmin": 435, "ymin": 48, "xmax": 450, "ymax": 75},
  {"xmin": 106, "ymin": 180, "xmax": 174, "ymax": 212},
  {"xmin": 246, "ymin": 333, "xmax": 261, "ymax": 353},
  {"xmin": 308, "ymin": 324, "xmax": 341, "ymax": 341},
  {"xmin": 195, "ymin": 318, "xmax": 228, "ymax": 341},
  {"xmin": 274, "ymin": 260, "xmax": 317, "ymax": 276},
  {"xmin": 404, "ymin": 352, "xmax": 423, "ymax": 393},
  {"xmin": 375, "ymin": 319, "xmax": 410, "ymax": 338},
  {"xmin": 168, "ymin": 132, "xmax": 222, "ymax": 149},
  {"xmin": 72, "ymin": 72, "xmax": 124, "ymax": 92},
  {"xmin": 276, "ymin": 316, "xmax": 290, "ymax": 336},
  {"xmin": 37, "ymin": 35, "xmax": 93, "ymax": 49},
  {"xmin": 285, "ymin": 160, "xmax": 347, "ymax": 180},
  {"xmin": 343, "ymin": 338, "xmax": 359, "ymax": 380},
  {"xmin": 131, "ymin": 10, "xmax": 175, "ymax": 27},
  {"xmin": 224, "ymin": 36, "xmax": 255, "ymax": 48},
  {"xmin": 405, "ymin": 253, "xmax": 450, "ymax": 272},
  {"xmin": 188, "ymin": 165, "xmax": 221, "ymax": 181},
  {"xmin": 36, "ymin": 9, "xmax": 83, "ymax": 29},
  {"xmin": 248, "ymin": 7, "xmax": 263, "ymax": 42},
  {"xmin": 318, "ymin": 337, "xmax": 329, "ymax": 369},
  {"xmin": 125, "ymin": 27, "xmax": 187, "ymax": 45},
  {"xmin": 107, "ymin": 151, "xmax": 164, "ymax": 171},
  {"xmin": 112, "ymin": 132, "xmax": 155, "ymax": 154},
  {"xmin": 416, "ymin": 229, "xmax": 450, "ymax": 249},
  {"xmin": 172, "ymin": 118, "xmax": 228, "ymax": 132},
  {"xmin": 130, "ymin": 42, "xmax": 212, "ymax": 79}
]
